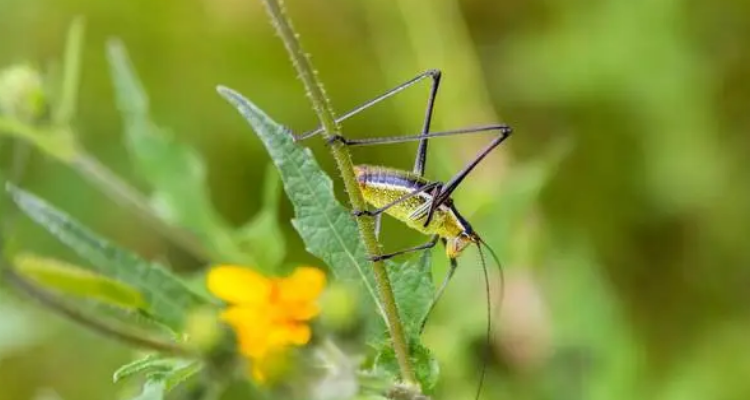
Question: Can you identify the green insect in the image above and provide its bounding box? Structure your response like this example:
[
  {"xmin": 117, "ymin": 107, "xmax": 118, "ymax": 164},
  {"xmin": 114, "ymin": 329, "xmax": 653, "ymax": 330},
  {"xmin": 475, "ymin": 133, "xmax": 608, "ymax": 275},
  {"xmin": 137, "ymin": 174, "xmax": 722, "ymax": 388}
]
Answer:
[
  {"xmin": 294, "ymin": 69, "xmax": 511, "ymax": 396},
  {"xmin": 295, "ymin": 69, "xmax": 509, "ymax": 309}
]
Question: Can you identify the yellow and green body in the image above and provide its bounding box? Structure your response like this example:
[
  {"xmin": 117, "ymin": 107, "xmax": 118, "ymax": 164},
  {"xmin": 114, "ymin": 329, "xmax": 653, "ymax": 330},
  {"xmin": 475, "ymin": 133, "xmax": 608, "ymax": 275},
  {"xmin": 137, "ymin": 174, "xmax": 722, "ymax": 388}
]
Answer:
[{"xmin": 353, "ymin": 165, "xmax": 478, "ymax": 258}]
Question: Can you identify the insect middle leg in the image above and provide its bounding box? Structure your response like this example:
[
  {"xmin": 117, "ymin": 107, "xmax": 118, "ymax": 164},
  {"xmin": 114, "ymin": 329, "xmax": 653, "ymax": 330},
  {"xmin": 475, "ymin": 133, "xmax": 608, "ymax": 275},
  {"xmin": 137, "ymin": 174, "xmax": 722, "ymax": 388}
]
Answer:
[{"xmin": 371, "ymin": 234, "xmax": 440, "ymax": 262}]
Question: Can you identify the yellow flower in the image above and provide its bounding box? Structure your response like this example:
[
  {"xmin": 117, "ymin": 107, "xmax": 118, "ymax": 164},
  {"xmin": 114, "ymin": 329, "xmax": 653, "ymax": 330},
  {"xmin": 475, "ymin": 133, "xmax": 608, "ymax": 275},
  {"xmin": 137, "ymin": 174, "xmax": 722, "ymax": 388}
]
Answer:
[{"xmin": 207, "ymin": 265, "xmax": 326, "ymax": 382}]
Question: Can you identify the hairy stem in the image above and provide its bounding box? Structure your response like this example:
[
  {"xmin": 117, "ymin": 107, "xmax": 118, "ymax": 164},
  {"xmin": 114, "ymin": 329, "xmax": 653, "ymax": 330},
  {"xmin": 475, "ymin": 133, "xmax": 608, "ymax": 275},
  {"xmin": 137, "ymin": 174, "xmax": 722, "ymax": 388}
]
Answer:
[{"xmin": 258, "ymin": 0, "xmax": 416, "ymax": 386}]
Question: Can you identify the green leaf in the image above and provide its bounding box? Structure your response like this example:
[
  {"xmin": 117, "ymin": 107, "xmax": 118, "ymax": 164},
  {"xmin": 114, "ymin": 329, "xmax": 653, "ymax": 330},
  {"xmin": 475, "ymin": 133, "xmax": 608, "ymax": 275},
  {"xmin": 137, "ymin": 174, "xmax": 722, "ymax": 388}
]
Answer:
[
  {"xmin": 235, "ymin": 163, "xmax": 286, "ymax": 271},
  {"xmin": 375, "ymin": 341, "xmax": 440, "ymax": 392},
  {"xmin": 115, "ymin": 356, "xmax": 202, "ymax": 400},
  {"xmin": 162, "ymin": 360, "xmax": 203, "ymax": 392},
  {"xmin": 106, "ymin": 40, "xmax": 251, "ymax": 265},
  {"xmin": 12, "ymin": 253, "xmax": 146, "ymax": 310},
  {"xmin": 390, "ymin": 250, "xmax": 434, "ymax": 338},
  {"xmin": 113, "ymin": 354, "xmax": 165, "ymax": 383},
  {"xmin": 114, "ymin": 354, "xmax": 201, "ymax": 390},
  {"xmin": 128, "ymin": 381, "xmax": 165, "ymax": 400},
  {"xmin": 216, "ymin": 86, "xmax": 385, "ymax": 319},
  {"xmin": 53, "ymin": 17, "xmax": 85, "ymax": 125},
  {"xmin": 6, "ymin": 183, "xmax": 210, "ymax": 330}
]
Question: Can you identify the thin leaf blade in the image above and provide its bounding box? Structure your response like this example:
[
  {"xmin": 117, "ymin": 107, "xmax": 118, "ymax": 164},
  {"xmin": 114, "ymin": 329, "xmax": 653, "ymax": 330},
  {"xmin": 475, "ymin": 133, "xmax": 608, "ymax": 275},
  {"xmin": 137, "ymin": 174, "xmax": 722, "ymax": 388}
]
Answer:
[
  {"xmin": 13, "ymin": 253, "xmax": 146, "ymax": 310},
  {"xmin": 106, "ymin": 40, "xmax": 251, "ymax": 265},
  {"xmin": 54, "ymin": 17, "xmax": 85, "ymax": 125},
  {"xmin": 6, "ymin": 183, "xmax": 210, "ymax": 329},
  {"xmin": 113, "ymin": 354, "xmax": 164, "ymax": 383}
]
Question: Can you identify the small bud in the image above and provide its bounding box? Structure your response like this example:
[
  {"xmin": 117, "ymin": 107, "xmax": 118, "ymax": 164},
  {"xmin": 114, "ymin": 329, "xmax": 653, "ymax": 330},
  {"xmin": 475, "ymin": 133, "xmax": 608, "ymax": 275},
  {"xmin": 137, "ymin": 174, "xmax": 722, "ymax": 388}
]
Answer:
[
  {"xmin": 0, "ymin": 64, "xmax": 47, "ymax": 124},
  {"xmin": 184, "ymin": 306, "xmax": 223, "ymax": 353}
]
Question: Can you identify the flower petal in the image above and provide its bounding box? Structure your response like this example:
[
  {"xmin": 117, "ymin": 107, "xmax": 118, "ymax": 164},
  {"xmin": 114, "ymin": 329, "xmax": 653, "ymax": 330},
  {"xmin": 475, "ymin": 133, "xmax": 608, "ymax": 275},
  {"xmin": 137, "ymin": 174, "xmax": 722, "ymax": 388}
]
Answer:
[
  {"xmin": 221, "ymin": 306, "xmax": 272, "ymax": 359},
  {"xmin": 285, "ymin": 323, "xmax": 311, "ymax": 345},
  {"xmin": 285, "ymin": 302, "xmax": 321, "ymax": 321},
  {"xmin": 277, "ymin": 266, "xmax": 326, "ymax": 304},
  {"xmin": 207, "ymin": 266, "xmax": 272, "ymax": 305}
]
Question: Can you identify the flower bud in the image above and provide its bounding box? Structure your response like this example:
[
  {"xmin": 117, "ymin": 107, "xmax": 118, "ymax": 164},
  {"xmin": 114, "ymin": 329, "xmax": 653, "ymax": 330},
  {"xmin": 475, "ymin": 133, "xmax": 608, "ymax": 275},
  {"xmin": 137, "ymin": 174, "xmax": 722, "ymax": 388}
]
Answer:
[
  {"xmin": 184, "ymin": 306, "xmax": 224, "ymax": 353},
  {"xmin": 0, "ymin": 64, "xmax": 47, "ymax": 124}
]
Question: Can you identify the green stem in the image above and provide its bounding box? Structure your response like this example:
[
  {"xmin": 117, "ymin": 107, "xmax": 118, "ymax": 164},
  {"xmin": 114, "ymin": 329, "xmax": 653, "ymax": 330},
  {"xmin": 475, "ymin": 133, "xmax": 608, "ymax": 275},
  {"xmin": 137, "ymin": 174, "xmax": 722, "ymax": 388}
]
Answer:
[
  {"xmin": 258, "ymin": 0, "xmax": 417, "ymax": 386},
  {"xmin": 72, "ymin": 153, "xmax": 212, "ymax": 262},
  {"xmin": 1, "ymin": 116, "xmax": 212, "ymax": 263}
]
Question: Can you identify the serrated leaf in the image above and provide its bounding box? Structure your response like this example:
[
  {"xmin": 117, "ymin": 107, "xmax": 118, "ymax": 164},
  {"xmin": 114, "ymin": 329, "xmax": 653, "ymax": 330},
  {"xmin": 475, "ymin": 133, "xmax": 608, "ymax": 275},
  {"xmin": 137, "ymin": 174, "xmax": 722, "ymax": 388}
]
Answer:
[
  {"xmin": 106, "ymin": 40, "xmax": 251, "ymax": 265},
  {"xmin": 6, "ymin": 184, "xmax": 210, "ymax": 329},
  {"xmin": 375, "ymin": 341, "xmax": 439, "ymax": 392},
  {"xmin": 13, "ymin": 253, "xmax": 146, "ymax": 310},
  {"xmin": 390, "ymin": 250, "xmax": 434, "ymax": 338},
  {"xmin": 216, "ymin": 86, "xmax": 386, "ymax": 321},
  {"xmin": 235, "ymin": 163, "xmax": 286, "ymax": 271}
]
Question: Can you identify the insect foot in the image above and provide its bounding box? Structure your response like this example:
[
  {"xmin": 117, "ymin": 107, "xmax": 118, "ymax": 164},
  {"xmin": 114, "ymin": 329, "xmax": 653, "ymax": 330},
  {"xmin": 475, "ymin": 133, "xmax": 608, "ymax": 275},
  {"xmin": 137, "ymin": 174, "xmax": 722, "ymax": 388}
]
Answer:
[
  {"xmin": 369, "ymin": 254, "xmax": 392, "ymax": 262},
  {"xmin": 351, "ymin": 209, "xmax": 373, "ymax": 217},
  {"xmin": 324, "ymin": 134, "xmax": 348, "ymax": 146}
]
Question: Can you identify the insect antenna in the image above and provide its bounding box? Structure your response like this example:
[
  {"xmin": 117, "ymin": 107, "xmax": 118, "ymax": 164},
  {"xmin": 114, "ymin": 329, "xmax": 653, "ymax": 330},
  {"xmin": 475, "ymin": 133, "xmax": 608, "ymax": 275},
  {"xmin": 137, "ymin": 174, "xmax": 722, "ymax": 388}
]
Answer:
[
  {"xmin": 473, "ymin": 239, "xmax": 505, "ymax": 400},
  {"xmin": 478, "ymin": 238, "xmax": 505, "ymax": 314}
]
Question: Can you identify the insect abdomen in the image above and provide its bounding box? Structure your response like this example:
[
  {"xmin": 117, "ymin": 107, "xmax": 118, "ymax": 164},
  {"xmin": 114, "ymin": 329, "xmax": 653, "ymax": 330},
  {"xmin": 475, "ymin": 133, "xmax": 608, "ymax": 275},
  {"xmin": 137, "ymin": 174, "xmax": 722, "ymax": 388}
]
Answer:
[{"xmin": 353, "ymin": 165, "xmax": 465, "ymax": 238}]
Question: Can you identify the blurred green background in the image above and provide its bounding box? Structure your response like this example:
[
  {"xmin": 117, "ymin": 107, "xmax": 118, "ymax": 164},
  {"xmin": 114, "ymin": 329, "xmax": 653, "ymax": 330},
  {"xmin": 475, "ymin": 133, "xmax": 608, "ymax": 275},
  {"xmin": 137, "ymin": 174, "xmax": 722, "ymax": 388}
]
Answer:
[{"xmin": 2, "ymin": 0, "xmax": 750, "ymax": 399}]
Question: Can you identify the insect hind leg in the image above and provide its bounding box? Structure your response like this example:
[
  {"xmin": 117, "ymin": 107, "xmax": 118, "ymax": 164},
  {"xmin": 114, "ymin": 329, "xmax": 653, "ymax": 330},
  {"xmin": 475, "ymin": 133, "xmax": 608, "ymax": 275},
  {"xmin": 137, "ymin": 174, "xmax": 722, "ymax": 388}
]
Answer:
[
  {"xmin": 294, "ymin": 69, "xmax": 442, "ymax": 144},
  {"xmin": 330, "ymin": 125, "xmax": 513, "ymax": 228}
]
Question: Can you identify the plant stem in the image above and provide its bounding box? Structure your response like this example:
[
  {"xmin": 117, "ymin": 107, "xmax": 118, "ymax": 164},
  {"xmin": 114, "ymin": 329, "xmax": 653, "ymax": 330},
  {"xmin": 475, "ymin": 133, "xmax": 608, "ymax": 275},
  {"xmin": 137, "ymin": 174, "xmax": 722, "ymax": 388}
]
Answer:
[
  {"xmin": 73, "ymin": 153, "xmax": 212, "ymax": 262},
  {"xmin": 258, "ymin": 0, "xmax": 417, "ymax": 386},
  {"xmin": 1, "ymin": 116, "xmax": 212, "ymax": 263}
]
